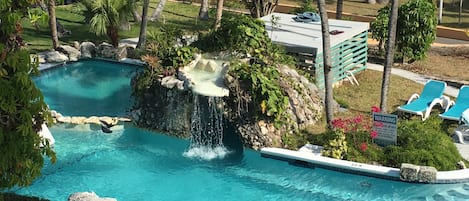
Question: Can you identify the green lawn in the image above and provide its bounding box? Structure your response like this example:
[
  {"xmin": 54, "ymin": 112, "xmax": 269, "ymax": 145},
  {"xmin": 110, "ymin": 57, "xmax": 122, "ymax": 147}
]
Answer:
[{"xmin": 24, "ymin": 1, "xmax": 213, "ymax": 52}]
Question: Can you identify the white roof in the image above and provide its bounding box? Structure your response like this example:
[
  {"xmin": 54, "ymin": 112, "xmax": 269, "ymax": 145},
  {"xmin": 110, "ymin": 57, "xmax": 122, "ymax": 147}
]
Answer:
[{"xmin": 260, "ymin": 13, "xmax": 369, "ymax": 55}]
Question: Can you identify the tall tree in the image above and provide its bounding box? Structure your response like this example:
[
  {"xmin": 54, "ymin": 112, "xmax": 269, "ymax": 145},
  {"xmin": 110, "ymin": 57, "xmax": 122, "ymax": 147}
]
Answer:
[
  {"xmin": 0, "ymin": 0, "xmax": 56, "ymax": 188},
  {"xmin": 137, "ymin": 0, "xmax": 150, "ymax": 49},
  {"xmin": 317, "ymin": 0, "xmax": 334, "ymax": 128},
  {"xmin": 83, "ymin": 0, "xmax": 134, "ymax": 47},
  {"xmin": 336, "ymin": 0, "xmax": 343, "ymax": 19},
  {"xmin": 380, "ymin": 0, "xmax": 398, "ymax": 112},
  {"xmin": 48, "ymin": 0, "xmax": 59, "ymax": 49},
  {"xmin": 245, "ymin": 0, "xmax": 279, "ymax": 18},
  {"xmin": 214, "ymin": 0, "xmax": 224, "ymax": 29},
  {"xmin": 199, "ymin": 0, "xmax": 209, "ymax": 20},
  {"xmin": 150, "ymin": 0, "xmax": 168, "ymax": 21}
]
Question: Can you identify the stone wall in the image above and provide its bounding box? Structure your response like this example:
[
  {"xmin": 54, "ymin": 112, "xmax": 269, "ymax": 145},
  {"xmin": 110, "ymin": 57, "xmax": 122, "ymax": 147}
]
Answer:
[
  {"xmin": 131, "ymin": 76, "xmax": 193, "ymax": 138},
  {"xmin": 35, "ymin": 41, "xmax": 133, "ymax": 64}
]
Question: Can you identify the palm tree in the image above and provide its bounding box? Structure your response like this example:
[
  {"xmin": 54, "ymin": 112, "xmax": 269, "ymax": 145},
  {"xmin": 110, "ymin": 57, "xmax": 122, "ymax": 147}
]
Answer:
[
  {"xmin": 214, "ymin": 0, "xmax": 224, "ymax": 29},
  {"xmin": 85, "ymin": 0, "xmax": 134, "ymax": 47},
  {"xmin": 199, "ymin": 0, "xmax": 209, "ymax": 20},
  {"xmin": 137, "ymin": 0, "xmax": 149, "ymax": 49},
  {"xmin": 47, "ymin": 0, "xmax": 59, "ymax": 49},
  {"xmin": 336, "ymin": 0, "xmax": 343, "ymax": 19},
  {"xmin": 317, "ymin": 0, "xmax": 334, "ymax": 128},
  {"xmin": 379, "ymin": 0, "xmax": 399, "ymax": 112},
  {"xmin": 150, "ymin": 0, "xmax": 168, "ymax": 21}
]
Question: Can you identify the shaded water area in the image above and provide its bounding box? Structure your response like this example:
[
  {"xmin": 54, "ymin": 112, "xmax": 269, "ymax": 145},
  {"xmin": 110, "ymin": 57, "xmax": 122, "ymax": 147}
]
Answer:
[{"xmin": 33, "ymin": 60, "xmax": 141, "ymax": 117}]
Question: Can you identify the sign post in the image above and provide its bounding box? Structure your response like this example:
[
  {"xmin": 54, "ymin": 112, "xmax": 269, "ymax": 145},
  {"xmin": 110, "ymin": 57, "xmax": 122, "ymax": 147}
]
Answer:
[{"xmin": 372, "ymin": 113, "xmax": 398, "ymax": 146}]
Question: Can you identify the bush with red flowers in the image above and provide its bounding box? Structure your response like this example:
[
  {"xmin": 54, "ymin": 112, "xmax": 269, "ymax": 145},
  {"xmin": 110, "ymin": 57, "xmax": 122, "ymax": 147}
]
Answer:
[{"xmin": 309, "ymin": 106, "xmax": 466, "ymax": 170}]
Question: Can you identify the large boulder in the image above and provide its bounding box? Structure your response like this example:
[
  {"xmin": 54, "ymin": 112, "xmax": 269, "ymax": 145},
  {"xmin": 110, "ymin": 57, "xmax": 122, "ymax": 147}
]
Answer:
[
  {"xmin": 68, "ymin": 192, "xmax": 116, "ymax": 201},
  {"xmin": 400, "ymin": 163, "xmax": 420, "ymax": 182},
  {"xmin": 418, "ymin": 166, "xmax": 437, "ymax": 183},
  {"xmin": 57, "ymin": 45, "xmax": 81, "ymax": 61},
  {"xmin": 45, "ymin": 51, "xmax": 69, "ymax": 63},
  {"xmin": 97, "ymin": 42, "xmax": 118, "ymax": 59},
  {"xmin": 80, "ymin": 42, "xmax": 97, "ymax": 58}
]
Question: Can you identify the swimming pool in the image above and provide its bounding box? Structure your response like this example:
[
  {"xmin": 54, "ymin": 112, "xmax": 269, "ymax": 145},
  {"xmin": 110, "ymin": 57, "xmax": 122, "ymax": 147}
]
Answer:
[{"xmin": 14, "ymin": 60, "xmax": 469, "ymax": 200}]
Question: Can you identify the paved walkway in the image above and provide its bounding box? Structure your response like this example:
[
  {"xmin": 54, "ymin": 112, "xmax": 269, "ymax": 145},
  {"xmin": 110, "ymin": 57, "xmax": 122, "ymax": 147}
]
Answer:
[
  {"xmin": 366, "ymin": 63, "xmax": 469, "ymax": 161},
  {"xmin": 366, "ymin": 63, "xmax": 459, "ymax": 97}
]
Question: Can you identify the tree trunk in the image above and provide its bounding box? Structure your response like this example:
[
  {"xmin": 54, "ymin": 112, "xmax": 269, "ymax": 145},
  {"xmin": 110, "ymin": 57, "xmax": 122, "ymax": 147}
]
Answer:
[
  {"xmin": 133, "ymin": 9, "xmax": 142, "ymax": 22},
  {"xmin": 137, "ymin": 0, "xmax": 150, "ymax": 49},
  {"xmin": 150, "ymin": 0, "xmax": 168, "ymax": 21},
  {"xmin": 379, "ymin": 0, "xmax": 398, "ymax": 113},
  {"xmin": 336, "ymin": 0, "xmax": 343, "ymax": 19},
  {"xmin": 214, "ymin": 0, "xmax": 224, "ymax": 29},
  {"xmin": 248, "ymin": 0, "xmax": 278, "ymax": 18},
  {"xmin": 199, "ymin": 0, "xmax": 209, "ymax": 20},
  {"xmin": 108, "ymin": 26, "xmax": 119, "ymax": 47},
  {"xmin": 48, "ymin": 0, "xmax": 59, "ymax": 49},
  {"xmin": 317, "ymin": 0, "xmax": 334, "ymax": 128}
]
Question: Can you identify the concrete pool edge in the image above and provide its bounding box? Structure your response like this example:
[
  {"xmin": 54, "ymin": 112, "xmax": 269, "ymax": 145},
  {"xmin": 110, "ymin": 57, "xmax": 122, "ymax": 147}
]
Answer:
[
  {"xmin": 38, "ymin": 57, "xmax": 144, "ymax": 72},
  {"xmin": 260, "ymin": 147, "xmax": 469, "ymax": 184}
]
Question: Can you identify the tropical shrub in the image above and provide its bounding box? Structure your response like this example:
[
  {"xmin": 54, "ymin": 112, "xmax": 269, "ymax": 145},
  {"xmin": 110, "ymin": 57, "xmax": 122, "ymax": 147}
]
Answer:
[
  {"xmin": 0, "ymin": 0, "xmax": 56, "ymax": 188},
  {"xmin": 310, "ymin": 107, "xmax": 462, "ymax": 170},
  {"xmin": 382, "ymin": 116, "xmax": 463, "ymax": 171},
  {"xmin": 293, "ymin": 0, "xmax": 318, "ymax": 14},
  {"xmin": 370, "ymin": 0, "xmax": 437, "ymax": 61}
]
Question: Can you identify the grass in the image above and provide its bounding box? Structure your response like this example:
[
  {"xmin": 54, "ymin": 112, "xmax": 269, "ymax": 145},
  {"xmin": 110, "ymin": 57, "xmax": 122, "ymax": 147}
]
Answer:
[
  {"xmin": 400, "ymin": 46, "xmax": 469, "ymax": 83},
  {"xmin": 304, "ymin": 69, "xmax": 425, "ymax": 134},
  {"xmin": 23, "ymin": 1, "xmax": 213, "ymax": 52}
]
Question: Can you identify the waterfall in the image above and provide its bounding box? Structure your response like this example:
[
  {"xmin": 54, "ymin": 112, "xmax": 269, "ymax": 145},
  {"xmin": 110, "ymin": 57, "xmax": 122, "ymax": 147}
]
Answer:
[{"xmin": 183, "ymin": 95, "xmax": 229, "ymax": 160}]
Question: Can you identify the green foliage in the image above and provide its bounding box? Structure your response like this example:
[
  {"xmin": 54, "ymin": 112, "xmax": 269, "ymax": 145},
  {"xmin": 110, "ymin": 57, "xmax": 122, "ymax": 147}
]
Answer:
[
  {"xmin": 0, "ymin": 0, "xmax": 56, "ymax": 189},
  {"xmin": 321, "ymin": 130, "xmax": 348, "ymax": 159},
  {"xmin": 370, "ymin": 0, "xmax": 437, "ymax": 61},
  {"xmin": 0, "ymin": 193, "xmax": 49, "ymax": 201},
  {"xmin": 132, "ymin": 26, "xmax": 197, "ymax": 100},
  {"xmin": 80, "ymin": 0, "xmax": 134, "ymax": 46},
  {"xmin": 194, "ymin": 14, "xmax": 293, "ymax": 127},
  {"xmin": 382, "ymin": 116, "xmax": 462, "ymax": 170},
  {"xmin": 370, "ymin": 6, "xmax": 389, "ymax": 50},
  {"xmin": 231, "ymin": 61, "xmax": 290, "ymax": 127},
  {"xmin": 397, "ymin": 0, "xmax": 437, "ymax": 61},
  {"xmin": 293, "ymin": 0, "xmax": 317, "ymax": 14},
  {"xmin": 310, "ymin": 115, "xmax": 463, "ymax": 171}
]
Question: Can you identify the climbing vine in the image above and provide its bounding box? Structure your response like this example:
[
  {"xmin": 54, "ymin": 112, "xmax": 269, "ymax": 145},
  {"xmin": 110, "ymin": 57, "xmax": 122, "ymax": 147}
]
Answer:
[{"xmin": 0, "ymin": 0, "xmax": 56, "ymax": 188}]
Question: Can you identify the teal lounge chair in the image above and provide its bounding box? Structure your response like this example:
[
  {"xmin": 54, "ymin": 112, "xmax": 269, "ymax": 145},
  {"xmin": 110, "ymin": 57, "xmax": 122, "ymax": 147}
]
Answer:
[
  {"xmin": 397, "ymin": 80, "xmax": 447, "ymax": 121},
  {"xmin": 439, "ymin": 85, "xmax": 469, "ymax": 121}
]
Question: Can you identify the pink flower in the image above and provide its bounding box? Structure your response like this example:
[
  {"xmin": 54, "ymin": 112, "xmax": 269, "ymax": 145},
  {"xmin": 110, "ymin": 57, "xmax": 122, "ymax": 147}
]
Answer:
[
  {"xmin": 371, "ymin": 106, "xmax": 381, "ymax": 113},
  {"xmin": 360, "ymin": 142, "xmax": 368, "ymax": 152},
  {"xmin": 370, "ymin": 130, "xmax": 378, "ymax": 139},
  {"xmin": 353, "ymin": 115, "xmax": 363, "ymax": 124},
  {"xmin": 332, "ymin": 118, "xmax": 345, "ymax": 130}
]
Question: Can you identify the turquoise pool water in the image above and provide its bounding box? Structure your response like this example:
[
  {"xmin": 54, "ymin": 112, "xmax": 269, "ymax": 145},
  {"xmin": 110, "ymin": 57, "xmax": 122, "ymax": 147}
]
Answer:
[
  {"xmin": 33, "ymin": 60, "xmax": 140, "ymax": 117},
  {"xmin": 16, "ymin": 60, "xmax": 469, "ymax": 200},
  {"xmin": 14, "ymin": 124, "xmax": 469, "ymax": 201}
]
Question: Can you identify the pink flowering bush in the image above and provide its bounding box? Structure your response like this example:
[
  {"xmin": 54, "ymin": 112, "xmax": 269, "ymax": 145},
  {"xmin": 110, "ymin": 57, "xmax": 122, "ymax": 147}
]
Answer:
[{"xmin": 322, "ymin": 107, "xmax": 385, "ymax": 164}]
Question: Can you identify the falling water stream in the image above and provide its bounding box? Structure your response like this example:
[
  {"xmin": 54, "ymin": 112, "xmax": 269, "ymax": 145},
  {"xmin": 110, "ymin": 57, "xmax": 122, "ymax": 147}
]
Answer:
[{"xmin": 183, "ymin": 95, "xmax": 230, "ymax": 160}]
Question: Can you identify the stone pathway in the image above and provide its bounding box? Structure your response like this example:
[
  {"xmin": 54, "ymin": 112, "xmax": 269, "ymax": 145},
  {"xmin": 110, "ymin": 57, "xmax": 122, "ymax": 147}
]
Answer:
[{"xmin": 366, "ymin": 62, "xmax": 469, "ymax": 161}]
